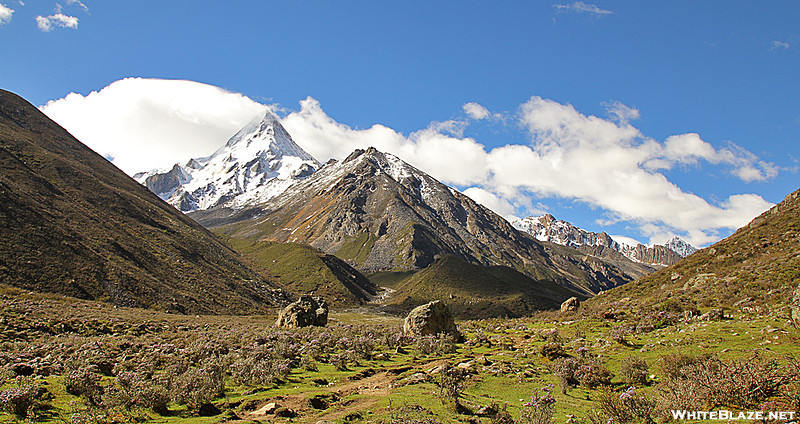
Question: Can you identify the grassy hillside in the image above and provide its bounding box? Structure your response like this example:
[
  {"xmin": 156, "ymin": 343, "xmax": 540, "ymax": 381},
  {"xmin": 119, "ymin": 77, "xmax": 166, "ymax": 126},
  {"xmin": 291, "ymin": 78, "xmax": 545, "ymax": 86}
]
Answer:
[
  {"xmin": 0, "ymin": 89, "xmax": 286, "ymax": 314},
  {"xmin": 586, "ymin": 188, "xmax": 800, "ymax": 315},
  {"xmin": 383, "ymin": 255, "xmax": 581, "ymax": 319},
  {"xmin": 221, "ymin": 239, "xmax": 378, "ymax": 308}
]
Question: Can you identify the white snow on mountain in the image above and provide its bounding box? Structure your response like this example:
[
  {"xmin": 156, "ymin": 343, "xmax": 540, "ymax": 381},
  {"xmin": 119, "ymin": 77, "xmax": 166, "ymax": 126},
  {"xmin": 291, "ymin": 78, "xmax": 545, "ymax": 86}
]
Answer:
[
  {"xmin": 135, "ymin": 111, "xmax": 319, "ymax": 211},
  {"xmin": 512, "ymin": 214, "xmax": 697, "ymax": 266},
  {"xmin": 664, "ymin": 236, "xmax": 699, "ymax": 257}
]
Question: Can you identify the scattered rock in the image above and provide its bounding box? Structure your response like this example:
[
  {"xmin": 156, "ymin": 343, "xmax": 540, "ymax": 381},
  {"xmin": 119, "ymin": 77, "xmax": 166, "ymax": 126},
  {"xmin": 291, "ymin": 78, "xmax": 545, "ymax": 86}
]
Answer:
[
  {"xmin": 428, "ymin": 364, "xmax": 447, "ymax": 374},
  {"xmin": 254, "ymin": 402, "xmax": 280, "ymax": 415},
  {"xmin": 457, "ymin": 361, "xmax": 475, "ymax": 372},
  {"xmin": 476, "ymin": 404, "xmax": 498, "ymax": 416},
  {"xmin": 560, "ymin": 297, "xmax": 580, "ymax": 313},
  {"xmin": 700, "ymin": 308, "xmax": 725, "ymax": 321},
  {"xmin": 403, "ymin": 300, "xmax": 461, "ymax": 341},
  {"xmin": 405, "ymin": 372, "xmax": 428, "ymax": 384},
  {"xmin": 276, "ymin": 295, "xmax": 328, "ymax": 328}
]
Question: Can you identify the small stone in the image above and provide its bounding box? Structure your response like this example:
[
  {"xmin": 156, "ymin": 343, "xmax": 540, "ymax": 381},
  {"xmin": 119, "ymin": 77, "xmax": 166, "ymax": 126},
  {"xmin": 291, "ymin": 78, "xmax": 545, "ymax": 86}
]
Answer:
[{"xmin": 254, "ymin": 402, "xmax": 279, "ymax": 415}]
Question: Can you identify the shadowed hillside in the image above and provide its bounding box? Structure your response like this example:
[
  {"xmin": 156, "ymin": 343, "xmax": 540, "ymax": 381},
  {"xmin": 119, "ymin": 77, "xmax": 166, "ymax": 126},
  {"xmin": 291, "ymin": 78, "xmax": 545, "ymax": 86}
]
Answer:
[
  {"xmin": 0, "ymin": 89, "xmax": 287, "ymax": 314},
  {"xmin": 383, "ymin": 255, "xmax": 581, "ymax": 319}
]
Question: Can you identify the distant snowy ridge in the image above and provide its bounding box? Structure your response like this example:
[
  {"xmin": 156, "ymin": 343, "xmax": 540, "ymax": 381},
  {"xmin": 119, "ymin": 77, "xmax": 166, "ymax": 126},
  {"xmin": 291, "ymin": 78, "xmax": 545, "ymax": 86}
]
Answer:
[
  {"xmin": 135, "ymin": 111, "xmax": 319, "ymax": 212},
  {"xmin": 512, "ymin": 214, "xmax": 697, "ymax": 266}
]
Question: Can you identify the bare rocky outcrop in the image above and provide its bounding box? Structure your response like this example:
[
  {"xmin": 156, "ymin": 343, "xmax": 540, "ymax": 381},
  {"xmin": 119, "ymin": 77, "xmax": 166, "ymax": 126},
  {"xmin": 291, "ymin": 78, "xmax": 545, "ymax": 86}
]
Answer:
[
  {"xmin": 791, "ymin": 284, "xmax": 800, "ymax": 326},
  {"xmin": 403, "ymin": 300, "xmax": 461, "ymax": 341},
  {"xmin": 276, "ymin": 295, "xmax": 328, "ymax": 328},
  {"xmin": 560, "ymin": 296, "xmax": 580, "ymax": 313}
]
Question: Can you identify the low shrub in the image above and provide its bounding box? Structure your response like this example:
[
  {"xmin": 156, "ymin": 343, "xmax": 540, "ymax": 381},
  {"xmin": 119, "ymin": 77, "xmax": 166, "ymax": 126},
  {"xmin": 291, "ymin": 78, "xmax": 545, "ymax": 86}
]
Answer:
[
  {"xmin": 64, "ymin": 368, "xmax": 103, "ymax": 407},
  {"xmin": 435, "ymin": 365, "xmax": 466, "ymax": 406},
  {"xmin": 619, "ymin": 356, "xmax": 649, "ymax": 386},
  {"xmin": 594, "ymin": 386, "xmax": 656, "ymax": 424},
  {"xmin": 171, "ymin": 359, "xmax": 224, "ymax": 411},
  {"xmin": 519, "ymin": 385, "xmax": 556, "ymax": 424},
  {"xmin": 657, "ymin": 353, "xmax": 795, "ymax": 411},
  {"xmin": 552, "ymin": 355, "xmax": 612, "ymax": 391},
  {"xmin": 415, "ymin": 334, "xmax": 456, "ymax": 356},
  {"xmin": 0, "ymin": 376, "xmax": 41, "ymax": 418},
  {"xmin": 539, "ymin": 343, "xmax": 566, "ymax": 360},
  {"xmin": 115, "ymin": 370, "xmax": 170, "ymax": 413}
]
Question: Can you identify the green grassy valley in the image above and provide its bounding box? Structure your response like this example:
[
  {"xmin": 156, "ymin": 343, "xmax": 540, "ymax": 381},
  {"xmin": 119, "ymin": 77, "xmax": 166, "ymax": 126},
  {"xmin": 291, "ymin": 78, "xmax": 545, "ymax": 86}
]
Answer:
[
  {"xmin": 1, "ymin": 283, "xmax": 798, "ymax": 423},
  {"xmin": 382, "ymin": 255, "xmax": 579, "ymax": 319}
]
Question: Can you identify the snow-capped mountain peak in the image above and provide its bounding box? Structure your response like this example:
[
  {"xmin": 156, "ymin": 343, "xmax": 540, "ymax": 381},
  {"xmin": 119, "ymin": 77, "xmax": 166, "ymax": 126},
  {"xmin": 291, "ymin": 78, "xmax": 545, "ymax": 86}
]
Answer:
[
  {"xmin": 512, "ymin": 214, "xmax": 698, "ymax": 267},
  {"xmin": 664, "ymin": 236, "xmax": 698, "ymax": 257},
  {"xmin": 136, "ymin": 111, "xmax": 320, "ymax": 212}
]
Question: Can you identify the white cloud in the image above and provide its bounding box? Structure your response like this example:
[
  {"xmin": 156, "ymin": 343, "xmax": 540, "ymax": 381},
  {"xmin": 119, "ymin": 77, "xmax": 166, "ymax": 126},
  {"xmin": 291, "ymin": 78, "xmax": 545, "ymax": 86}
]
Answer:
[
  {"xmin": 0, "ymin": 3, "xmax": 13, "ymax": 25},
  {"xmin": 66, "ymin": 0, "xmax": 88, "ymax": 13},
  {"xmin": 36, "ymin": 13, "xmax": 78, "ymax": 31},
  {"xmin": 41, "ymin": 79, "xmax": 776, "ymax": 247},
  {"xmin": 554, "ymin": 2, "xmax": 613, "ymax": 16},
  {"xmin": 462, "ymin": 187, "xmax": 518, "ymax": 220},
  {"xmin": 772, "ymin": 40, "xmax": 790, "ymax": 50},
  {"xmin": 481, "ymin": 96, "xmax": 775, "ymax": 246},
  {"xmin": 463, "ymin": 102, "xmax": 490, "ymax": 120},
  {"xmin": 280, "ymin": 97, "xmax": 489, "ymax": 186},
  {"xmin": 609, "ymin": 235, "xmax": 644, "ymax": 248},
  {"xmin": 40, "ymin": 78, "xmax": 267, "ymax": 174},
  {"xmin": 603, "ymin": 100, "xmax": 640, "ymax": 124}
]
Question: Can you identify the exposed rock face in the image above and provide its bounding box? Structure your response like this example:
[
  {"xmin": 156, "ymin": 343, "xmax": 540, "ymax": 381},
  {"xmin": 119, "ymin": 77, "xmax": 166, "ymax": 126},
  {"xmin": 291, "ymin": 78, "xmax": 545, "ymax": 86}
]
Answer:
[
  {"xmin": 699, "ymin": 308, "xmax": 725, "ymax": 321},
  {"xmin": 560, "ymin": 296, "xmax": 580, "ymax": 313},
  {"xmin": 403, "ymin": 300, "xmax": 461, "ymax": 341},
  {"xmin": 275, "ymin": 295, "xmax": 328, "ymax": 328},
  {"xmin": 512, "ymin": 214, "xmax": 696, "ymax": 267},
  {"xmin": 791, "ymin": 284, "xmax": 800, "ymax": 326},
  {"xmin": 199, "ymin": 147, "xmax": 634, "ymax": 296}
]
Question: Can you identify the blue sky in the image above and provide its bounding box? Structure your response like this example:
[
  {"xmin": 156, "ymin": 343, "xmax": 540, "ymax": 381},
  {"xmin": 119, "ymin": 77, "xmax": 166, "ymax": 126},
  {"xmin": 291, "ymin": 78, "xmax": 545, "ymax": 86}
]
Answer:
[{"xmin": 1, "ymin": 1, "xmax": 799, "ymax": 247}]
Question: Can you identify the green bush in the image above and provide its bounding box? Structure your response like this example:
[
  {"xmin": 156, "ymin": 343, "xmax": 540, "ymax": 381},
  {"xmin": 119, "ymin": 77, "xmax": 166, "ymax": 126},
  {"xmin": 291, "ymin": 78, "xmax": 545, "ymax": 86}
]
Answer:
[{"xmin": 619, "ymin": 356, "xmax": 649, "ymax": 386}]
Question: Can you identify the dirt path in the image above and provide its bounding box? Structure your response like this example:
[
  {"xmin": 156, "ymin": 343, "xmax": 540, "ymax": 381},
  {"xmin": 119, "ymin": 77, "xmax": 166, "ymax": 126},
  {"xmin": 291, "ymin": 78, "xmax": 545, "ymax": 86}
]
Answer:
[{"xmin": 244, "ymin": 358, "xmax": 450, "ymax": 423}]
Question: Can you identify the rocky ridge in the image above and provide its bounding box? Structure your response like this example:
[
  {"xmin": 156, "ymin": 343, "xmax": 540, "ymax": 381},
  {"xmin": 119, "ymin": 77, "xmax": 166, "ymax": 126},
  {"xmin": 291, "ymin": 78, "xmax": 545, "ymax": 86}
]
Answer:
[
  {"xmin": 512, "ymin": 214, "xmax": 697, "ymax": 267},
  {"xmin": 197, "ymin": 147, "xmax": 634, "ymax": 296}
]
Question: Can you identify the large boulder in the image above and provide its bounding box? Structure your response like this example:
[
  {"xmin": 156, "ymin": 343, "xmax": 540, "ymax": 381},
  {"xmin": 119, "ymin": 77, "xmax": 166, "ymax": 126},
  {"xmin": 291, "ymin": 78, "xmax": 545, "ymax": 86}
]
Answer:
[
  {"xmin": 791, "ymin": 284, "xmax": 800, "ymax": 326},
  {"xmin": 276, "ymin": 295, "xmax": 328, "ymax": 328},
  {"xmin": 403, "ymin": 300, "xmax": 461, "ymax": 341},
  {"xmin": 560, "ymin": 296, "xmax": 580, "ymax": 313}
]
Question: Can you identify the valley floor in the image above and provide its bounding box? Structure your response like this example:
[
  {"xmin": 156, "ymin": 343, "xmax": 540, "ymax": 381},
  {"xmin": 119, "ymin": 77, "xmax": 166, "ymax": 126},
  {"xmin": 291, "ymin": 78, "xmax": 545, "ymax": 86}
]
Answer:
[{"xmin": 1, "ymin": 284, "xmax": 798, "ymax": 423}]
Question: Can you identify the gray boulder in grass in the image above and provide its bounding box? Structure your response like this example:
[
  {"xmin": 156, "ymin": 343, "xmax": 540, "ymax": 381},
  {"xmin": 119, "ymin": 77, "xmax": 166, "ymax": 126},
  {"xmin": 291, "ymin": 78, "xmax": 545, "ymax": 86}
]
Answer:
[
  {"xmin": 276, "ymin": 295, "xmax": 328, "ymax": 328},
  {"xmin": 560, "ymin": 296, "xmax": 580, "ymax": 313},
  {"xmin": 403, "ymin": 300, "xmax": 462, "ymax": 342}
]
